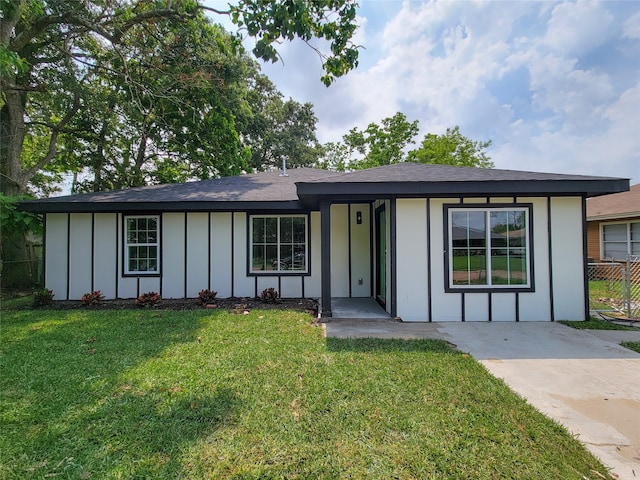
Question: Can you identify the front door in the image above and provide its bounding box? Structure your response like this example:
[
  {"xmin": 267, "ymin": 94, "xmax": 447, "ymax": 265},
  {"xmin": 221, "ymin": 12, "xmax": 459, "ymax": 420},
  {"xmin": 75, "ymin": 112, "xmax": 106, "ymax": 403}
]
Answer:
[{"xmin": 375, "ymin": 205, "xmax": 386, "ymax": 307}]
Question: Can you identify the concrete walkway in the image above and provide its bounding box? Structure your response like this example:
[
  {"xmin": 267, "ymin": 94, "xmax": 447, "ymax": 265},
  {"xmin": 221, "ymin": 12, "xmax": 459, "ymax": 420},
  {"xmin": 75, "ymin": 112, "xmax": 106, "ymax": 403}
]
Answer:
[{"xmin": 324, "ymin": 321, "xmax": 640, "ymax": 479}]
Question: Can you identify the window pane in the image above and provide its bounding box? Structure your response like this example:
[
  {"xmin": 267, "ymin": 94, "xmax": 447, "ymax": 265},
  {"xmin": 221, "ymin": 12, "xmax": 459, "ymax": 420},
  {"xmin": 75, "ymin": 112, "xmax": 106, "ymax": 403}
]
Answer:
[
  {"xmin": 631, "ymin": 222, "xmax": 640, "ymax": 241},
  {"xmin": 138, "ymin": 231, "xmax": 147, "ymax": 243},
  {"xmin": 253, "ymin": 245, "xmax": 265, "ymax": 271},
  {"xmin": 280, "ymin": 217, "xmax": 293, "ymax": 243},
  {"xmin": 451, "ymin": 211, "xmax": 486, "ymax": 248},
  {"xmin": 265, "ymin": 245, "xmax": 278, "ymax": 270},
  {"xmin": 148, "ymin": 217, "xmax": 157, "ymax": 231},
  {"xmin": 253, "ymin": 218, "xmax": 265, "ymax": 243},
  {"xmin": 604, "ymin": 242, "xmax": 628, "ymax": 259},
  {"xmin": 280, "ymin": 245, "xmax": 293, "ymax": 270},
  {"xmin": 452, "ymin": 252, "xmax": 487, "ymax": 285},
  {"xmin": 292, "ymin": 244, "xmax": 306, "ymax": 270},
  {"xmin": 491, "ymin": 250, "xmax": 527, "ymax": 285},
  {"xmin": 292, "ymin": 217, "xmax": 306, "ymax": 243},
  {"xmin": 265, "ymin": 218, "xmax": 278, "ymax": 243},
  {"xmin": 631, "ymin": 242, "xmax": 640, "ymax": 255},
  {"xmin": 137, "ymin": 218, "xmax": 147, "ymax": 230},
  {"xmin": 603, "ymin": 224, "xmax": 627, "ymax": 241},
  {"xmin": 128, "ymin": 230, "xmax": 137, "ymax": 243}
]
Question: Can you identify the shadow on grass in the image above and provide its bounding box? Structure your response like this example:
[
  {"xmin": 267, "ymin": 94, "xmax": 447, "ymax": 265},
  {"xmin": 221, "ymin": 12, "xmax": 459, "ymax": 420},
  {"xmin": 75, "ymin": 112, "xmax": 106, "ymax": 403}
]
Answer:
[
  {"xmin": 1, "ymin": 309, "xmax": 240, "ymax": 478},
  {"xmin": 325, "ymin": 336, "xmax": 459, "ymax": 353}
]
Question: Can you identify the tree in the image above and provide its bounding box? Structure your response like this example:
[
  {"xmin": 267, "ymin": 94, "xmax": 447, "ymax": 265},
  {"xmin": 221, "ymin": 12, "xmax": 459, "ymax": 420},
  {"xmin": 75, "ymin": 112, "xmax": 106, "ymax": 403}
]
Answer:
[
  {"xmin": 317, "ymin": 114, "xmax": 494, "ymax": 171},
  {"xmin": 407, "ymin": 126, "xmax": 494, "ymax": 168},
  {"xmin": 241, "ymin": 71, "xmax": 321, "ymax": 172},
  {"xmin": 1, "ymin": 0, "xmax": 360, "ymax": 198},
  {"xmin": 0, "ymin": 0, "xmax": 360, "ymax": 287},
  {"xmin": 340, "ymin": 112, "xmax": 419, "ymax": 170}
]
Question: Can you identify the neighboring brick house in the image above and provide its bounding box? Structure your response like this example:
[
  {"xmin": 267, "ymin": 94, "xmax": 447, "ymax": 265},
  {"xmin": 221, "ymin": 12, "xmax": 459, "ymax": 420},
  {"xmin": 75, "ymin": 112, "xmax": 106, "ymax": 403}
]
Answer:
[{"xmin": 586, "ymin": 183, "xmax": 640, "ymax": 262}]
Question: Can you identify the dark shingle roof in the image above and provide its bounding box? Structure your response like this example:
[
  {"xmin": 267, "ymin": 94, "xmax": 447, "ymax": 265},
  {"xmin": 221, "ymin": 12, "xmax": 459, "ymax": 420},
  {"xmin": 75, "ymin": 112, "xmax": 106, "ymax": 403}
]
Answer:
[{"xmin": 19, "ymin": 162, "xmax": 628, "ymax": 213}]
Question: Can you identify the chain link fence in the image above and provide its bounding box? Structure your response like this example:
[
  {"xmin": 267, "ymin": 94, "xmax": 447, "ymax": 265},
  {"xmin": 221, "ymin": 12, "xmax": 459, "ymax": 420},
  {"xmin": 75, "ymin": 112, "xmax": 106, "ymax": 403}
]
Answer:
[{"xmin": 587, "ymin": 255, "xmax": 640, "ymax": 319}]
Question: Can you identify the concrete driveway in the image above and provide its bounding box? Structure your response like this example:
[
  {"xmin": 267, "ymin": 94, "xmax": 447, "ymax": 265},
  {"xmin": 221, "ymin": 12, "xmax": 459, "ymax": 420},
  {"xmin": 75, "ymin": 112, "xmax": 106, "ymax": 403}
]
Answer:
[{"xmin": 324, "ymin": 321, "xmax": 640, "ymax": 479}]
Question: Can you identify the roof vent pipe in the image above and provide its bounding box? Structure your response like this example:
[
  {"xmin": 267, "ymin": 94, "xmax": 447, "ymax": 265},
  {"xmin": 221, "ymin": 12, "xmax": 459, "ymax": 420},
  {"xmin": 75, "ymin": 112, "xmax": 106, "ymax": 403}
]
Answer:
[{"xmin": 281, "ymin": 158, "xmax": 288, "ymax": 177}]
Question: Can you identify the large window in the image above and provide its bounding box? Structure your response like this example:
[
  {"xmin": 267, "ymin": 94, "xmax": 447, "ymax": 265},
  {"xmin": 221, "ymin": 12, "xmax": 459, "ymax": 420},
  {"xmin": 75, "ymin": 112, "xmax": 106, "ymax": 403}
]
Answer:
[
  {"xmin": 446, "ymin": 206, "xmax": 531, "ymax": 290},
  {"xmin": 250, "ymin": 215, "xmax": 308, "ymax": 274},
  {"xmin": 124, "ymin": 216, "xmax": 159, "ymax": 275},
  {"xmin": 601, "ymin": 221, "xmax": 640, "ymax": 260}
]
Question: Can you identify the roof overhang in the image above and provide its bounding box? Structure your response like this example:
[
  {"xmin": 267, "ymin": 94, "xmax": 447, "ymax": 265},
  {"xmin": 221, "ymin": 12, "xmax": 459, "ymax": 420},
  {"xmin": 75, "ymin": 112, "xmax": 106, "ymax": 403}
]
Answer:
[
  {"xmin": 18, "ymin": 200, "xmax": 305, "ymax": 214},
  {"xmin": 296, "ymin": 178, "xmax": 630, "ymax": 209}
]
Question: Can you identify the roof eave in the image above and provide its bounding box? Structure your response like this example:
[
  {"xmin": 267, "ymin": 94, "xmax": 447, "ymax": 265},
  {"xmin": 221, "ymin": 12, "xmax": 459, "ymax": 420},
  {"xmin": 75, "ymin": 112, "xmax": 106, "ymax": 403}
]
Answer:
[{"xmin": 18, "ymin": 200, "xmax": 305, "ymax": 214}]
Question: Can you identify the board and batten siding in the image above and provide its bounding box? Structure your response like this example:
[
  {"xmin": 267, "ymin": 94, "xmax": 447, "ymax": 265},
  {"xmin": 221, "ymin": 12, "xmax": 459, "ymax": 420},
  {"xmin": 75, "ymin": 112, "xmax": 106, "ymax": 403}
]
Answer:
[
  {"xmin": 395, "ymin": 195, "xmax": 586, "ymax": 322},
  {"xmin": 330, "ymin": 203, "xmax": 372, "ymax": 299},
  {"xmin": 43, "ymin": 211, "xmax": 321, "ymax": 300}
]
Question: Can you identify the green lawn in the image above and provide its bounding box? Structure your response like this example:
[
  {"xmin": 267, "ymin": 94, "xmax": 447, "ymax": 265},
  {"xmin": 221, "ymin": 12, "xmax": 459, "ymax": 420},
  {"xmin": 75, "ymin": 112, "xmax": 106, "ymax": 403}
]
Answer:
[{"xmin": 1, "ymin": 307, "xmax": 611, "ymax": 479}]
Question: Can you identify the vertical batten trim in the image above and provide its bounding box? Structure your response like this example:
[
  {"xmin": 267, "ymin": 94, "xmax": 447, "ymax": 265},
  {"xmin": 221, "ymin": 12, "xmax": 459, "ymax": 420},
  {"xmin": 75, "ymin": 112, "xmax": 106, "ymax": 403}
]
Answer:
[
  {"xmin": 488, "ymin": 293, "xmax": 492, "ymax": 322},
  {"xmin": 66, "ymin": 213, "xmax": 71, "ymax": 300},
  {"xmin": 90, "ymin": 213, "xmax": 95, "ymax": 293},
  {"xmin": 515, "ymin": 292, "xmax": 520, "ymax": 322},
  {"xmin": 426, "ymin": 198, "xmax": 432, "ymax": 322},
  {"xmin": 320, "ymin": 200, "xmax": 332, "ymax": 317},
  {"xmin": 158, "ymin": 214, "xmax": 163, "ymax": 298},
  {"xmin": 42, "ymin": 214, "xmax": 47, "ymax": 288},
  {"xmin": 581, "ymin": 196, "xmax": 589, "ymax": 321},
  {"xmin": 348, "ymin": 204, "xmax": 352, "ymax": 297},
  {"xmin": 208, "ymin": 213, "xmax": 212, "ymax": 291},
  {"xmin": 461, "ymin": 293, "xmax": 466, "ymax": 322},
  {"xmin": 547, "ymin": 197, "xmax": 555, "ymax": 321},
  {"xmin": 390, "ymin": 197, "xmax": 397, "ymax": 318},
  {"xmin": 231, "ymin": 213, "xmax": 235, "ymax": 298},
  {"xmin": 184, "ymin": 212, "xmax": 188, "ymax": 298},
  {"xmin": 116, "ymin": 214, "xmax": 120, "ymax": 298},
  {"xmin": 369, "ymin": 203, "xmax": 374, "ymax": 297}
]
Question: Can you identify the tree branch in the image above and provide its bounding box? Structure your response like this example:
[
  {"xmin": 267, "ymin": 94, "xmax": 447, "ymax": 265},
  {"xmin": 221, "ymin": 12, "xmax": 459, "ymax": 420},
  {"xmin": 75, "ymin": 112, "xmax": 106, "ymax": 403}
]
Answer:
[{"xmin": 25, "ymin": 91, "xmax": 82, "ymax": 180}]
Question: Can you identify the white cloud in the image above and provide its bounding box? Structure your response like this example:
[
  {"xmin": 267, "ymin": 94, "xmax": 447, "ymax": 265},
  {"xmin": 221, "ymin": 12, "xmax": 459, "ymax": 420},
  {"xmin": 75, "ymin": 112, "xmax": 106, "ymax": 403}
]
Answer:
[
  {"xmin": 623, "ymin": 11, "xmax": 640, "ymax": 40},
  {"xmin": 544, "ymin": 1, "xmax": 613, "ymax": 56}
]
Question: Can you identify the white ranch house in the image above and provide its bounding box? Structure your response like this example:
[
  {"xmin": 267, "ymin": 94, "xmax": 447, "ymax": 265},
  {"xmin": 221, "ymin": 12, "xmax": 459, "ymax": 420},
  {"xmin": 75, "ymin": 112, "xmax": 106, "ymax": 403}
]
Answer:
[{"xmin": 20, "ymin": 162, "xmax": 628, "ymax": 321}]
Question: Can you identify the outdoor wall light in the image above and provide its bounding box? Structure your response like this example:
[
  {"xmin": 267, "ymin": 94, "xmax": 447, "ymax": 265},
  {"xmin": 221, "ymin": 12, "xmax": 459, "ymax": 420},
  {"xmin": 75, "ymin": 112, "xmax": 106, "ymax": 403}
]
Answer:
[{"xmin": 356, "ymin": 211, "xmax": 362, "ymax": 224}]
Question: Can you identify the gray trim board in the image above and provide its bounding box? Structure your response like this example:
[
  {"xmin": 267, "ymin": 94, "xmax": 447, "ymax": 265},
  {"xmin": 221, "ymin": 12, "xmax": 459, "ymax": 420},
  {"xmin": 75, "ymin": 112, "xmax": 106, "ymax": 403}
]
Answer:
[{"xmin": 320, "ymin": 200, "xmax": 332, "ymax": 317}]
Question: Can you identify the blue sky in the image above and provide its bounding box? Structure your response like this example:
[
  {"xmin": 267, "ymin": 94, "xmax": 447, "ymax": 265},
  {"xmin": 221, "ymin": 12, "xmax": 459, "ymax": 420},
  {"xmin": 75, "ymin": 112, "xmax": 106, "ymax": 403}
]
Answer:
[{"xmin": 208, "ymin": 1, "xmax": 640, "ymax": 184}]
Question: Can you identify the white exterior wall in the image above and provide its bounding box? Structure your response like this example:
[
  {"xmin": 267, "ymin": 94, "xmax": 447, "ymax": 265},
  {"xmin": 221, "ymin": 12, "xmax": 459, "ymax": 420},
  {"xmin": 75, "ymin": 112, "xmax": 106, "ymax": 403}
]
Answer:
[
  {"xmin": 162, "ymin": 213, "xmax": 186, "ymax": 299},
  {"xmin": 429, "ymin": 198, "xmax": 463, "ymax": 321},
  {"xmin": 45, "ymin": 214, "xmax": 69, "ymax": 299},
  {"xmin": 186, "ymin": 213, "xmax": 209, "ymax": 298},
  {"xmin": 93, "ymin": 214, "xmax": 117, "ymax": 299},
  {"xmin": 550, "ymin": 197, "xmax": 586, "ymax": 320},
  {"xmin": 330, "ymin": 204, "xmax": 350, "ymax": 297},
  {"xmin": 304, "ymin": 212, "xmax": 322, "ymax": 298},
  {"xmin": 396, "ymin": 199, "xmax": 429, "ymax": 321},
  {"xmin": 350, "ymin": 204, "xmax": 371, "ymax": 297},
  {"xmin": 517, "ymin": 197, "xmax": 551, "ymax": 321},
  {"xmin": 210, "ymin": 212, "xmax": 233, "ymax": 297}
]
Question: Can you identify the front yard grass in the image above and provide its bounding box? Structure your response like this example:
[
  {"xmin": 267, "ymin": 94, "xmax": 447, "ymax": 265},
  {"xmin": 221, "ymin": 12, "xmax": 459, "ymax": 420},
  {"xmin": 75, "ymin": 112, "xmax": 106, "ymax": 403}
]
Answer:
[
  {"xmin": 559, "ymin": 318, "xmax": 637, "ymax": 331},
  {"xmin": 1, "ymin": 308, "xmax": 611, "ymax": 479}
]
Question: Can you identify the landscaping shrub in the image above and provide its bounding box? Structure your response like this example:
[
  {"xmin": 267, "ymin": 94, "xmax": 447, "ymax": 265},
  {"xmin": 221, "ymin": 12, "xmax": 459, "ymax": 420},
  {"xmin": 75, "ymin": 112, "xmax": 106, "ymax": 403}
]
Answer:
[
  {"xmin": 33, "ymin": 288, "xmax": 54, "ymax": 307},
  {"xmin": 136, "ymin": 291, "xmax": 160, "ymax": 307},
  {"xmin": 81, "ymin": 290, "xmax": 105, "ymax": 306},
  {"xmin": 260, "ymin": 287, "xmax": 279, "ymax": 304},
  {"xmin": 197, "ymin": 289, "xmax": 218, "ymax": 306}
]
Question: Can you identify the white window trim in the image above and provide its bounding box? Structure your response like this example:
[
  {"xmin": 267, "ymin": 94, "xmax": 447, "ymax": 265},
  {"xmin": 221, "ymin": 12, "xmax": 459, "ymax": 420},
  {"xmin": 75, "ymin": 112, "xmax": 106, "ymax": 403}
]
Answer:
[
  {"xmin": 249, "ymin": 215, "xmax": 309, "ymax": 274},
  {"xmin": 599, "ymin": 220, "xmax": 640, "ymax": 260},
  {"xmin": 447, "ymin": 206, "xmax": 532, "ymax": 290},
  {"xmin": 124, "ymin": 215, "xmax": 160, "ymax": 275}
]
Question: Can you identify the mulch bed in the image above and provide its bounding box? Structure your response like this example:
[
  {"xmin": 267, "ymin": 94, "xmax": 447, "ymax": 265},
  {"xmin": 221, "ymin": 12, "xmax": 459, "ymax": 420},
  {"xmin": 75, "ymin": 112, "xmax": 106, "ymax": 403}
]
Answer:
[{"xmin": 39, "ymin": 297, "xmax": 319, "ymax": 317}]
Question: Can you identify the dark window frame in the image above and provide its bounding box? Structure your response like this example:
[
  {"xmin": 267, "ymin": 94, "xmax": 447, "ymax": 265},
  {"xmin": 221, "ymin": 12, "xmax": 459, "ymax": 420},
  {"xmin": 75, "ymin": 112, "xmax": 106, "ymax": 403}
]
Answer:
[
  {"xmin": 122, "ymin": 214, "xmax": 161, "ymax": 277},
  {"xmin": 247, "ymin": 214, "xmax": 311, "ymax": 276},
  {"xmin": 443, "ymin": 203, "xmax": 535, "ymax": 293}
]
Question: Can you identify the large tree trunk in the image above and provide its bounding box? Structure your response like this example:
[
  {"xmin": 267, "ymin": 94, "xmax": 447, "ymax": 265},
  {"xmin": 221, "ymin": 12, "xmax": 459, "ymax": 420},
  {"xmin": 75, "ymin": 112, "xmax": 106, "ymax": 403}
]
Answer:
[{"xmin": 0, "ymin": 86, "xmax": 35, "ymax": 290}]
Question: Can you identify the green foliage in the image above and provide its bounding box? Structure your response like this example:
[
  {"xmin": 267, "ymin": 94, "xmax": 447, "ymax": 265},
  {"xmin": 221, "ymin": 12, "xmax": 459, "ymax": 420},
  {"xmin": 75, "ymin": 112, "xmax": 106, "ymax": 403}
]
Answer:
[
  {"xmin": 318, "ymin": 113, "xmax": 494, "ymax": 171},
  {"xmin": 0, "ymin": 194, "xmax": 42, "ymax": 236},
  {"xmin": 197, "ymin": 289, "xmax": 218, "ymax": 306},
  {"xmin": 260, "ymin": 287, "xmax": 280, "ymax": 304},
  {"xmin": 621, "ymin": 341, "xmax": 640, "ymax": 353},
  {"xmin": 408, "ymin": 125, "xmax": 494, "ymax": 168},
  {"xmin": 559, "ymin": 318, "xmax": 637, "ymax": 331},
  {"xmin": 136, "ymin": 291, "xmax": 161, "ymax": 308},
  {"xmin": 32, "ymin": 288, "xmax": 54, "ymax": 307},
  {"xmin": 81, "ymin": 290, "xmax": 105, "ymax": 306}
]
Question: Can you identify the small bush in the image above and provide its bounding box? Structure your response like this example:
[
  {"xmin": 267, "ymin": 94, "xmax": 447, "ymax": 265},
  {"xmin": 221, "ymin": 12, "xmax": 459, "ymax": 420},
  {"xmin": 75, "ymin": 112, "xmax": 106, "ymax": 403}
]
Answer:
[
  {"xmin": 136, "ymin": 291, "xmax": 160, "ymax": 308},
  {"xmin": 33, "ymin": 288, "xmax": 54, "ymax": 307},
  {"xmin": 81, "ymin": 290, "xmax": 105, "ymax": 306},
  {"xmin": 260, "ymin": 287, "xmax": 279, "ymax": 304},
  {"xmin": 197, "ymin": 289, "xmax": 218, "ymax": 306}
]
